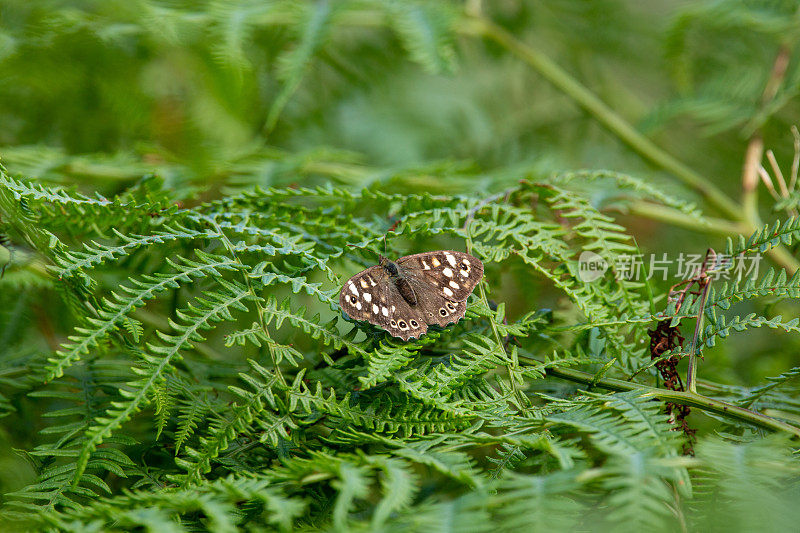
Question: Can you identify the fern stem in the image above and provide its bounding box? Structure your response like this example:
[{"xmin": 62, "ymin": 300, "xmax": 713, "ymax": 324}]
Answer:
[
  {"xmin": 465, "ymin": 229, "xmax": 524, "ymax": 405},
  {"xmin": 465, "ymin": 16, "xmax": 741, "ymax": 220},
  {"xmin": 478, "ymin": 280, "xmax": 521, "ymax": 391},
  {"xmin": 739, "ymin": 43, "xmax": 798, "ymax": 272},
  {"xmin": 627, "ymin": 202, "xmax": 744, "ymax": 236},
  {"xmin": 527, "ymin": 358, "xmax": 800, "ymax": 438},
  {"xmin": 210, "ymin": 220, "xmax": 287, "ymax": 387},
  {"xmin": 462, "ymin": 20, "xmax": 799, "ymax": 271},
  {"xmin": 685, "ymin": 277, "xmax": 711, "ymax": 394}
]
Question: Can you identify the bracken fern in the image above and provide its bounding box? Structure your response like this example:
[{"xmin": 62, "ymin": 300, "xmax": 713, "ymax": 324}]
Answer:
[{"xmin": 2, "ymin": 163, "xmax": 800, "ymax": 531}]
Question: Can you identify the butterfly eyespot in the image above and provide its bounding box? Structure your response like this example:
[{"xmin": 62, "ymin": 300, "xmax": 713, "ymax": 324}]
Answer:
[
  {"xmin": 390, "ymin": 320, "xmax": 397, "ymax": 327},
  {"xmin": 446, "ymin": 302, "xmax": 456, "ymax": 311},
  {"xmin": 349, "ymin": 296, "xmax": 357, "ymax": 304},
  {"xmin": 410, "ymin": 320, "xmax": 418, "ymax": 328},
  {"xmin": 439, "ymin": 308, "xmax": 447, "ymax": 316},
  {"xmin": 398, "ymin": 320, "xmax": 408, "ymax": 329}
]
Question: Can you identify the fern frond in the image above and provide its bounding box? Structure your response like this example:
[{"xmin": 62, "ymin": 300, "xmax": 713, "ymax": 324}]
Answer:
[
  {"xmin": 289, "ymin": 378, "xmax": 471, "ymax": 437},
  {"xmin": 601, "ymin": 453, "xmax": 688, "ymax": 531},
  {"xmin": 259, "ymin": 296, "xmax": 366, "ymax": 366},
  {"xmin": 736, "ymin": 365, "xmax": 800, "ymax": 410},
  {"xmin": 367, "ymin": 455, "xmax": 419, "ymax": 528},
  {"xmin": 266, "ymin": 1, "xmax": 334, "ymax": 130},
  {"xmin": 174, "ymin": 396, "xmax": 211, "ymax": 455},
  {"xmin": 702, "ymin": 267, "xmax": 800, "ymax": 315},
  {"xmin": 690, "ymin": 436, "xmax": 800, "ymax": 532},
  {"xmin": 548, "ymin": 170, "xmax": 703, "ymax": 218},
  {"xmin": 492, "ymin": 471, "xmax": 584, "ymax": 533},
  {"xmin": 725, "ymin": 217, "xmax": 800, "ymax": 257},
  {"xmin": 4, "ymin": 361, "xmax": 136, "ymax": 515},
  {"xmin": 53, "ymin": 225, "xmax": 217, "ymax": 279},
  {"xmin": 0, "ymin": 170, "xmax": 182, "ymax": 234},
  {"xmin": 703, "ymin": 314, "xmax": 800, "ymax": 348},
  {"xmin": 180, "ymin": 359, "xmax": 292, "ymax": 484},
  {"xmin": 45, "ymin": 252, "xmax": 241, "ymax": 380},
  {"xmin": 547, "ymin": 391, "xmax": 680, "ymax": 456},
  {"xmin": 34, "ymin": 473, "xmax": 307, "ymax": 532},
  {"xmin": 487, "ymin": 443, "xmax": 527, "ymax": 479},
  {"xmin": 73, "ymin": 279, "xmax": 254, "ymax": 485},
  {"xmin": 381, "ymin": 0, "xmax": 459, "ymax": 74}
]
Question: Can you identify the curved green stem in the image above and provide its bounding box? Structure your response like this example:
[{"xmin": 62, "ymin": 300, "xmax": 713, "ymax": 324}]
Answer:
[
  {"xmin": 463, "ymin": 16, "xmax": 741, "ymax": 220},
  {"xmin": 521, "ymin": 357, "xmax": 800, "ymax": 438},
  {"xmin": 627, "ymin": 202, "xmax": 745, "ymax": 236},
  {"xmin": 461, "ymin": 15, "xmax": 800, "ymax": 273}
]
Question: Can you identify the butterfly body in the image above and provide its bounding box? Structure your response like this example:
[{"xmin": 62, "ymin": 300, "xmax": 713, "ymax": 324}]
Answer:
[
  {"xmin": 380, "ymin": 256, "xmax": 418, "ymax": 306},
  {"xmin": 339, "ymin": 251, "xmax": 484, "ymax": 340}
]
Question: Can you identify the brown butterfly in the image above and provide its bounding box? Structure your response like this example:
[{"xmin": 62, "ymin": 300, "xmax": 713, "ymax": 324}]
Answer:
[{"xmin": 339, "ymin": 251, "xmax": 484, "ymax": 340}]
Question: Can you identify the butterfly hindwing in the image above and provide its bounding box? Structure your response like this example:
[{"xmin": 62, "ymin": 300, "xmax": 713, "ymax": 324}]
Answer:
[
  {"xmin": 409, "ymin": 280, "xmax": 467, "ymax": 328},
  {"xmin": 382, "ymin": 283, "xmax": 429, "ymax": 340}
]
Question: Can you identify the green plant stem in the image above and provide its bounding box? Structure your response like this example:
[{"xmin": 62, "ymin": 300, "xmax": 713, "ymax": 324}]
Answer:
[
  {"xmin": 463, "ymin": 16, "xmax": 800, "ymax": 273},
  {"xmin": 464, "ymin": 16, "xmax": 741, "ymax": 220},
  {"xmin": 210, "ymin": 220, "xmax": 287, "ymax": 387},
  {"xmin": 465, "ymin": 231, "xmax": 525, "ymax": 405},
  {"xmin": 685, "ymin": 278, "xmax": 710, "ymax": 394},
  {"xmin": 627, "ymin": 202, "xmax": 745, "ymax": 236},
  {"xmin": 741, "ymin": 135, "xmax": 764, "ymax": 231},
  {"xmin": 739, "ymin": 44, "xmax": 798, "ymax": 273},
  {"xmin": 522, "ymin": 357, "xmax": 800, "ymax": 438}
]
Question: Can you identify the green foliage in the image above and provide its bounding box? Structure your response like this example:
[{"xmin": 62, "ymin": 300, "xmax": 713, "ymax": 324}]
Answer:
[
  {"xmin": 1, "ymin": 1, "xmax": 800, "ymax": 532},
  {"xmin": 2, "ymin": 166, "xmax": 799, "ymax": 530}
]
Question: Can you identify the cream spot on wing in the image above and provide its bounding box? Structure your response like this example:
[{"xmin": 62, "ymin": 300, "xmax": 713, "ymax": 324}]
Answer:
[
  {"xmin": 463, "ymin": 259, "xmax": 470, "ymax": 266},
  {"xmin": 368, "ymin": 277, "xmax": 376, "ymax": 287},
  {"xmin": 381, "ymin": 306, "xmax": 388, "ymax": 316},
  {"xmin": 445, "ymin": 253, "xmax": 457, "ymax": 267},
  {"xmin": 422, "ymin": 260, "xmax": 430, "ymax": 270},
  {"xmin": 431, "ymin": 257, "xmax": 440, "ymax": 267},
  {"xmin": 442, "ymin": 267, "xmax": 453, "ymax": 277},
  {"xmin": 356, "ymin": 302, "xmax": 362, "ymax": 310},
  {"xmin": 460, "ymin": 269, "xmax": 469, "ymax": 277},
  {"xmin": 372, "ymin": 304, "xmax": 379, "ymax": 314},
  {"xmin": 391, "ymin": 305, "xmax": 396, "ymax": 312},
  {"xmin": 363, "ymin": 293, "xmax": 372, "ymax": 303},
  {"xmin": 443, "ymin": 287, "xmax": 454, "ymax": 297},
  {"xmin": 449, "ymin": 280, "xmax": 460, "ymax": 289},
  {"xmin": 349, "ymin": 282, "xmax": 358, "ymax": 295}
]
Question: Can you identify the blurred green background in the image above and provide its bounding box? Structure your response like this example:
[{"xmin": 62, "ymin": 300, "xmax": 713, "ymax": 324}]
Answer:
[
  {"xmin": 1, "ymin": 0, "xmax": 797, "ymax": 196},
  {"xmin": 1, "ymin": 0, "xmax": 800, "ymax": 510}
]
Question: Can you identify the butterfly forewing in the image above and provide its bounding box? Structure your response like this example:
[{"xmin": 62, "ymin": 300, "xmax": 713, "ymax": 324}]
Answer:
[
  {"xmin": 397, "ymin": 251, "xmax": 483, "ymax": 302},
  {"xmin": 339, "ymin": 250, "xmax": 484, "ymax": 340},
  {"xmin": 339, "ymin": 266, "xmax": 387, "ymax": 324}
]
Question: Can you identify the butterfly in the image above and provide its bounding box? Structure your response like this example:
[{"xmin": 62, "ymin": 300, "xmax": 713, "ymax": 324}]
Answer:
[{"xmin": 339, "ymin": 250, "xmax": 484, "ymax": 340}]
